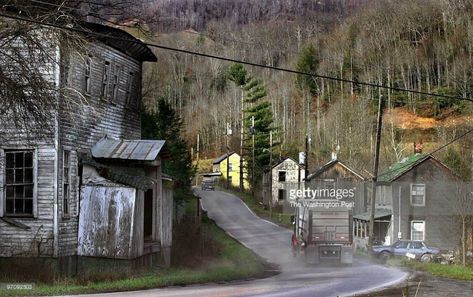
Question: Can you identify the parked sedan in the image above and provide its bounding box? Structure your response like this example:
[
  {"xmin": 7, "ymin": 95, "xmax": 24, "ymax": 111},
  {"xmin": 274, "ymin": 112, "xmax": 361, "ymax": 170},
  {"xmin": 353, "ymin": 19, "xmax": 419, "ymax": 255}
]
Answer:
[{"xmin": 371, "ymin": 240, "xmax": 440, "ymax": 262}]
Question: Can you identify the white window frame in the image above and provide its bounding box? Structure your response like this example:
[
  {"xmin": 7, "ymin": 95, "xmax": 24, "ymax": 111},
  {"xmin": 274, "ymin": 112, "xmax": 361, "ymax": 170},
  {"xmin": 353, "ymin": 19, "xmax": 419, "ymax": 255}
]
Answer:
[
  {"xmin": 410, "ymin": 220, "xmax": 425, "ymax": 241},
  {"xmin": 0, "ymin": 148, "xmax": 38, "ymax": 218},
  {"xmin": 410, "ymin": 183, "xmax": 425, "ymax": 206}
]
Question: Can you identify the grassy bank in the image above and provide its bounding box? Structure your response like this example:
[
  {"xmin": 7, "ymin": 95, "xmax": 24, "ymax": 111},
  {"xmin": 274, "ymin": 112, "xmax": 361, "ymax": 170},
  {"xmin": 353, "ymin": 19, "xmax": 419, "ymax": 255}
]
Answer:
[
  {"xmin": 0, "ymin": 210, "xmax": 267, "ymax": 296},
  {"xmin": 404, "ymin": 261, "xmax": 473, "ymax": 281},
  {"xmin": 222, "ymin": 188, "xmax": 293, "ymax": 229},
  {"xmin": 387, "ymin": 258, "xmax": 473, "ymax": 281}
]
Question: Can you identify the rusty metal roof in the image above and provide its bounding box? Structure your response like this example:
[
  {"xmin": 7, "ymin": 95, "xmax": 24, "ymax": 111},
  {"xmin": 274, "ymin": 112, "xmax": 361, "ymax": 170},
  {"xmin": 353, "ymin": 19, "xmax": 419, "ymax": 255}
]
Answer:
[{"xmin": 91, "ymin": 138, "xmax": 166, "ymax": 161}]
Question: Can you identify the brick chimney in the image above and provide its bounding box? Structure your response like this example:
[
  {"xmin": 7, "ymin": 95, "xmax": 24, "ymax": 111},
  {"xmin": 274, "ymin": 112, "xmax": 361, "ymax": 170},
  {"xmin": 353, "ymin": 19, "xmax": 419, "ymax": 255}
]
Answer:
[{"xmin": 414, "ymin": 141, "xmax": 423, "ymax": 154}]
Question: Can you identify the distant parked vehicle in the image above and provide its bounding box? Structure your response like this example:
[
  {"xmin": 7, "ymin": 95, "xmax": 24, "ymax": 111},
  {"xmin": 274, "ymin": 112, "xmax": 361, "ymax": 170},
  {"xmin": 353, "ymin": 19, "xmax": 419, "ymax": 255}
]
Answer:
[
  {"xmin": 201, "ymin": 179, "xmax": 215, "ymax": 191},
  {"xmin": 371, "ymin": 240, "xmax": 440, "ymax": 262}
]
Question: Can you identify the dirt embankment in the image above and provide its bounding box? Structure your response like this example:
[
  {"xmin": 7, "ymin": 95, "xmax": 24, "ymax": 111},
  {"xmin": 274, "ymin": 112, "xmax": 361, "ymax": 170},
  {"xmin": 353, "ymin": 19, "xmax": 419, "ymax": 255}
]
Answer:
[{"xmin": 384, "ymin": 108, "xmax": 473, "ymax": 130}]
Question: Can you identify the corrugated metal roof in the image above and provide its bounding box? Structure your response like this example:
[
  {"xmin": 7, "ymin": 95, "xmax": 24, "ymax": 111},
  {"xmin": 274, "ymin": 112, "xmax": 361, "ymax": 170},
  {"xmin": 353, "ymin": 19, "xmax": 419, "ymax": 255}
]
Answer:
[{"xmin": 91, "ymin": 138, "xmax": 166, "ymax": 161}]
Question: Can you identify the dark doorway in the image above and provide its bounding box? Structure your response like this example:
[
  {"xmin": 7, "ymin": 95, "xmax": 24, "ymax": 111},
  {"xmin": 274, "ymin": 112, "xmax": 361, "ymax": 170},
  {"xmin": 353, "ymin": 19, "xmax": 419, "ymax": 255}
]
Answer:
[{"xmin": 144, "ymin": 189, "xmax": 153, "ymax": 241}]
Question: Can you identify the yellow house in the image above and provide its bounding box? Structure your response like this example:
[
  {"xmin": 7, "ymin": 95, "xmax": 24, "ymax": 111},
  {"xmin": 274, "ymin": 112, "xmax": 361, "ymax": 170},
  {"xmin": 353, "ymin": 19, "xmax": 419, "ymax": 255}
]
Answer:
[{"xmin": 212, "ymin": 152, "xmax": 249, "ymax": 189}]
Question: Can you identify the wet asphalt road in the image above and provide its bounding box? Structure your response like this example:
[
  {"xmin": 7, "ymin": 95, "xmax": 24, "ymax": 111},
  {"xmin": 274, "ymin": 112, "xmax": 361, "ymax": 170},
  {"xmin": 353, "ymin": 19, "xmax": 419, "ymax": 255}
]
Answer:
[{"xmin": 70, "ymin": 190, "xmax": 407, "ymax": 297}]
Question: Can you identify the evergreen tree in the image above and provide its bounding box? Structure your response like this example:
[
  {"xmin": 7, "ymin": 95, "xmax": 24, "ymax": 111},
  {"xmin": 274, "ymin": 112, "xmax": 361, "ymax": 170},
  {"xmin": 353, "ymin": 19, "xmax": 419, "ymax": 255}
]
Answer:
[
  {"xmin": 295, "ymin": 44, "xmax": 319, "ymax": 96},
  {"xmin": 227, "ymin": 63, "xmax": 276, "ymax": 189},
  {"xmin": 142, "ymin": 99, "xmax": 194, "ymax": 197},
  {"xmin": 242, "ymin": 74, "xmax": 275, "ymax": 179}
]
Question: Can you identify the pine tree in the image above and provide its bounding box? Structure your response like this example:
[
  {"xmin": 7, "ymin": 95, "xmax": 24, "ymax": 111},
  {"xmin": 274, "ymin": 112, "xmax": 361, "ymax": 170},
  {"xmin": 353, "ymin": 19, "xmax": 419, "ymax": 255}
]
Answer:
[
  {"xmin": 295, "ymin": 44, "xmax": 319, "ymax": 96},
  {"xmin": 142, "ymin": 99, "xmax": 194, "ymax": 199},
  {"xmin": 242, "ymin": 74, "xmax": 275, "ymax": 179}
]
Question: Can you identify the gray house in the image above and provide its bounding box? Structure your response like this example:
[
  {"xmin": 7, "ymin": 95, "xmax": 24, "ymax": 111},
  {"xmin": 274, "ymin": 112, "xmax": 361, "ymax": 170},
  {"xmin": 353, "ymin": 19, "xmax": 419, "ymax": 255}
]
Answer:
[
  {"xmin": 354, "ymin": 154, "xmax": 467, "ymax": 251},
  {"xmin": 0, "ymin": 22, "xmax": 173, "ymax": 278}
]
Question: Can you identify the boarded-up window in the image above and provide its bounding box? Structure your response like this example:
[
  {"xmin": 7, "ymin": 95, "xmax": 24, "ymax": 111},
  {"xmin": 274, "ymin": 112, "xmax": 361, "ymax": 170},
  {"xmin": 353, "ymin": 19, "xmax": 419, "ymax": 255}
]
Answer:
[
  {"xmin": 411, "ymin": 184, "xmax": 425, "ymax": 206},
  {"xmin": 5, "ymin": 150, "xmax": 34, "ymax": 216},
  {"xmin": 126, "ymin": 71, "xmax": 135, "ymax": 107},
  {"xmin": 101, "ymin": 60, "xmax": 110, "ymax": 99},
  {"xmin": 63, "ymin": 150, "xmax": 70, "ymax": 217},
  {"xmin": 112, "ymin": 65, "xmax": 121, "ymax": 102},
  {"xmin": 411, "ymin": 221, "xmax": 425, "ymax": 241}
]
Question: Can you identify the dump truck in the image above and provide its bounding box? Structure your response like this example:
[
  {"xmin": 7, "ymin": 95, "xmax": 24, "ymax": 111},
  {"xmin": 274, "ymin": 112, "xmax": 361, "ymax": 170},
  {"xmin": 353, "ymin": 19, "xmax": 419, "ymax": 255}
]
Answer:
[{"xmin": 293, "ymin": 204, "xmax": 353, "ymax": 265}]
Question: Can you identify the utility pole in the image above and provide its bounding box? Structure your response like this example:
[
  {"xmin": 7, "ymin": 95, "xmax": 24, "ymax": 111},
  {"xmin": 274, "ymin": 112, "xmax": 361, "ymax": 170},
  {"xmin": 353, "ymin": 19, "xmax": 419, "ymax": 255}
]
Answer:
[
  {"xmin": 369, "ymin": 95, "xmax": 384, "ymax": 247},
  {"xmin": 195, "ymin": 133, "xmax": 200, "ymax": 187},
  {"xmin": 240, "ymin": 90, "xmax": 244, "ymax": 192},
  {"xmin": 269, "ymin": 131, "xmax": 273, "ymax": 218},
  {"xmin": 304, "ymin": 135, "xmax": 309, "ymax": 179},
  {"xmin": 226, "ymin": 123, "xmax": 231, "ymax": 190},
  {"xmin": 251, "ymin": 116, "xmax": 255, "ymax": 197}
]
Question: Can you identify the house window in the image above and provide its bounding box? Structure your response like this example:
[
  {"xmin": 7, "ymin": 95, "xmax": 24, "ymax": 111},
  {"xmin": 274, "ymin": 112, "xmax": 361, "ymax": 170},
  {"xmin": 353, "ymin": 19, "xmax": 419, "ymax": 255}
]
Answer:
[
  {"xmin": 5, "ymin": 150, "xmax": 34, "ymax": 217},
  {"xmin": 112, "ymin": 65, "xmax": 120, "ymax": 102},
  {"xmin": 228, "ymin": 162, "xmax": 233, "ymax": 172},
  {"xmin": 101, "ymin": 61, "xmax": 110, "ymax": 99},
  {"xmin": 411, "ymin": 184, "xmax": 425, "ymax": 206},
  {"xmin": 278, "ymin": 171, "xmax": 286, "ymax": 182},
  {"xmin": 278, "ymin": 189, "xmax": 286, "ymax": 201},
  {"xmin": 84, "ymin": 56, "xmax": 92, "ymax": 94},
  {"xmin": 411, "ymin": 221, "xmax": 425, "ymax": 241},
  {"xmin": 63, "ymin": 150, "xmax": 70, "ymax": 217}
]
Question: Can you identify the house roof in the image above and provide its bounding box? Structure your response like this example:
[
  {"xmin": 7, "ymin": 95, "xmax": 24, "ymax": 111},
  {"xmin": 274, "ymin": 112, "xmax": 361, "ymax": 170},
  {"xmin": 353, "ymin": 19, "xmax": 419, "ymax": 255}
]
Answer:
[
  {"xmin": 377, "ymin": 154, "xmax": 427, "ymax": 182},
  {"xmin": 82, "ymin": 22, "xmax": 157, "ymax": 62},
  {"xmin": 91, "ymin": 137, "xmax": 166, "ymax": 161},
  {"xmin": 271, "ymin": 157, "xmax": 303, "ymax": 170},
  {"xmin": 213, "ymin": 152, "xmax": 236, "ymax": 164},
  {"xmin": 353, "ymin": 209, "xmax": 392, "ymax": 221},
  {"xmin": 306, "ymin": 159, "xmax": 366, "ymax": 181},
  {"xmin": 377, "ymin": 153, "xmax": 461, "ymax": 182}
]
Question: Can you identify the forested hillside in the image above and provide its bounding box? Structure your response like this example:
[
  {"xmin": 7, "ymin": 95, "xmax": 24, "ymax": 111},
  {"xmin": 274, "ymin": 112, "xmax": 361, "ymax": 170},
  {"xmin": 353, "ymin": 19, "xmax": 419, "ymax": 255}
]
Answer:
[{"xmin": 141, "ymin": 0, "xmax": 473, "ymax": 178}]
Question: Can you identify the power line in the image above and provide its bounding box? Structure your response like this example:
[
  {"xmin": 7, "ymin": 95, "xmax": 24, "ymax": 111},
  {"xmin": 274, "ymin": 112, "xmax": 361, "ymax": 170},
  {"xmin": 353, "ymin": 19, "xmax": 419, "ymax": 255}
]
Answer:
[
  {"xmin": 376, "ymin": 126, "xmax": 473, "ymax": 180},
  {"xmin": 1, "ymin": 11, "xmax": 473, "ymax": 104}
]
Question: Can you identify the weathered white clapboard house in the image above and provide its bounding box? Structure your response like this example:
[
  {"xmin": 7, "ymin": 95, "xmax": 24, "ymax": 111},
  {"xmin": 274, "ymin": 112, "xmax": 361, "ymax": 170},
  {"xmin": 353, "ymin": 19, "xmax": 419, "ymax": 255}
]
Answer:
[
  {"xmin": 262, "ymin": 157, "xmax": 305, "ymax": 212},
  {"xmin": 0, "ymin": 22, "xmax": 174, "ymax": 278}
]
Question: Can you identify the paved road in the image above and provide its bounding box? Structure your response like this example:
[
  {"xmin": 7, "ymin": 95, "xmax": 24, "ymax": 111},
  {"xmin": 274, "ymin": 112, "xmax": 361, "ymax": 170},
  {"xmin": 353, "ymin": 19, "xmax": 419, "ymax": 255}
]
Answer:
[{"xmin": 72, "ymin": 190, "xmax": 407, "ymax": 297}]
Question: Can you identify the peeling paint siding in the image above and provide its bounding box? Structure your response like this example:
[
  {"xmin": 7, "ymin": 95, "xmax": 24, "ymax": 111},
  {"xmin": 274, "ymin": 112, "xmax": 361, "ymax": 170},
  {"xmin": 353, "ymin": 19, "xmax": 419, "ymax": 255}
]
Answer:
[
  {"xmin": 131, "ymin": 190, "xmax": 144, "ymax": 258},
  {"xmin": 271, "ymin": 159, "xmax": 305, "ymax": 205},
  {"xmin": 57, "ymin": 40, "xmax": 143, "ymax": 256},
  {"xmin": 58, "ymin": 151, "xmax": 80, "ymax": 256},
  {"xmin": 161, "ymin": 184, "xmax": 173, "ymax": 248},
  {"xmin": 78, "ymin": 185, "xmax": 136, "ymax": 259},
  {"xmin": 0, "ymin": 147, "xmax": 57, "ymax": 257},
  {"xmin": 59, "ymin": 42, "xmax": 142, "ymax": 150}
]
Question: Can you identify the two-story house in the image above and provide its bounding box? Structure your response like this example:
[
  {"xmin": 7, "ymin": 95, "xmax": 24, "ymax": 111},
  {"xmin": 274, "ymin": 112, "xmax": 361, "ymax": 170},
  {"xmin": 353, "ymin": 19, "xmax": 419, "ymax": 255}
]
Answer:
[
  {"xmin": 0, "ymin": 21, "xmax": 173, "ymax": 279},
  {"xmin": 262, "ymin": 157, "xmax": 305, "ymax": 212},
  {"xmin": 354, "ymin": 153, "xmax": 466, "ymax": 251},
  {"xmin": 212, "ymin": 152, "xmax": 249, "ymax": 189}
]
